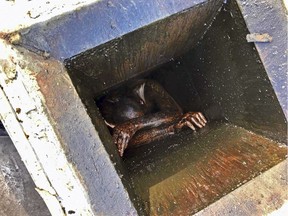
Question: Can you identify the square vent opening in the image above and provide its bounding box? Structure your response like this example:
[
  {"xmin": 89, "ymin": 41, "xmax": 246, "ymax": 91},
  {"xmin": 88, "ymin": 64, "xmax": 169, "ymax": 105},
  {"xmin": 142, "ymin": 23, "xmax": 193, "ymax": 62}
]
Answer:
[{"xmin": 65, "ymin": 1, "xmax": 286, "ymax": 215}]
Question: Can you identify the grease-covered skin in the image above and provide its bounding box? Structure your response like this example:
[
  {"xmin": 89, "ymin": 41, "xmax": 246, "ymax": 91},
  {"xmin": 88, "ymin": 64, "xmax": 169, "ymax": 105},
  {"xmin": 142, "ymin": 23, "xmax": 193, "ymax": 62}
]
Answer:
[{"xmin": 98, "ymin": 79, "xmax": 207, "ymax": 157}]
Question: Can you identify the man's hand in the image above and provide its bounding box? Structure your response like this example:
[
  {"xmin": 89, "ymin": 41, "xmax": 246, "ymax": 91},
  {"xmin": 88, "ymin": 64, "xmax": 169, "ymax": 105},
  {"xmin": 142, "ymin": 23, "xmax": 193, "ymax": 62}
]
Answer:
[
  {"xmin": 175, "ymin": 112, "xmax": 207, "ymax": 131},
  {"xmin": 113, "ymin": 122, "xmax": 138, "ymax": 157}
]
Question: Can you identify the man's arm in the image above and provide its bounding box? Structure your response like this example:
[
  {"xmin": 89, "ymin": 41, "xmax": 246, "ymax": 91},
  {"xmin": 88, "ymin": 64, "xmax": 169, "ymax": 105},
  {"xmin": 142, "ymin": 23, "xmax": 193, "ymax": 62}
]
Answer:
[{"xmin": 113, "ymin": 80, "xmax": 206, "ymax": 156}]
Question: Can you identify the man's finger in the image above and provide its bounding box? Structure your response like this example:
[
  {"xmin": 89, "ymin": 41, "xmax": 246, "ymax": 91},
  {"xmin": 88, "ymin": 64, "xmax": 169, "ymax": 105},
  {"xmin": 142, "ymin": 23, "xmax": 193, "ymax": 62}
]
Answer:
[
  {"xmin": 191, "ymin": 117, "xmax": 202, "ymax": 128},
  {"xmin": 186, "ymin": 121, "xmax": 196, "ymax": 131},
  {"xmin": 118, "ymin": 142, "xmax": 125, "ymax": 157},
  {"xmin": 199, "ymin": 112, "xmax": 207, "ymax": 123},
  {"xmin": 123, "ymin": 135, "xmax": 129, "ymax": 151},
  {"xmin": 195, "ymin": 114, "xmax": 205, "ymax": 127}
]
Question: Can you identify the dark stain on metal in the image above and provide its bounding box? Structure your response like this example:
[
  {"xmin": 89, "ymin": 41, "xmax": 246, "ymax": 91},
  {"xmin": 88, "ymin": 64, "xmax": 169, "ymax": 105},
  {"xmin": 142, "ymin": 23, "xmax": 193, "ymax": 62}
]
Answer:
[
  {"xmin": 65, "ymin": 0, "xmax": 223, "ymax": 95},
  {"xmin": 177, "ymin": 0, "xmax": 287, "ymax": 143}
]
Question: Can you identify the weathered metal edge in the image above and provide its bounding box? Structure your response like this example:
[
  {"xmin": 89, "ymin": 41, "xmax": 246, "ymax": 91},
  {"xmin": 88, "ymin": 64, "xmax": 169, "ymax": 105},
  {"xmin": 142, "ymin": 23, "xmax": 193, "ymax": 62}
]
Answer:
[
  {"xmin": 17, "ymin": 0, "xmax": 208, "ymax": 60},
  {"xmin": 0, "ymin": 39, "xmax": 138, "ymax": 215}
]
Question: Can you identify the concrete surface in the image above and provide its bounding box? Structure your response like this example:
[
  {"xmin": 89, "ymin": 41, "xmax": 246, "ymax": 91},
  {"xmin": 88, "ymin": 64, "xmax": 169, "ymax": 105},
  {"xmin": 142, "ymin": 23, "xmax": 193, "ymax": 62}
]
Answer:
[{"xmin": 0, "ymin": 135, "xmax": 50, "ymax": 216}]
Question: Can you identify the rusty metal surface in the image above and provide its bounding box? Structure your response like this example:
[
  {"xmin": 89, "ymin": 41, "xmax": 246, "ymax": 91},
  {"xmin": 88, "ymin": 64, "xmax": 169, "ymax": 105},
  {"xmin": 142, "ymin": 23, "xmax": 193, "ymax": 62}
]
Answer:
[
  {"xmin": 32, "ymin": 53, "xmax": 139, "ymax": 215},
  {"xmin": 195, "ymin": 159, "xmax": 288, "ymax": 216},
  {"xmin": 124, "ymin": 122, "xmax": 287, "ymax": 215}
]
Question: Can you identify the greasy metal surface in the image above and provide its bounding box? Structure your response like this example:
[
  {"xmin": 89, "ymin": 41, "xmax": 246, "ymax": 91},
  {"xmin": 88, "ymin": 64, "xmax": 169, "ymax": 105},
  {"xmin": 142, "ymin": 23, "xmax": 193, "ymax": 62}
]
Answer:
[
  {"xmin": 124, "ymin": 122, "xmax": 287, "ymax": 215},
  {"xmin": 65, "ymin": 0, "xmax": 223, "ymax": 95},
  {"xmin": 195, "ymin": 159, "xmax": 288, "ymax": 216},
  {"xmin": 0, "ymin": 135, "xmax": 50, "ymax": 216},
  {"xmin": 236, "ymin": 0, "xmax": 288, "ymax": 118},
  {"xmin": 172, "ymin": 0, "xmax": 286, "ymax": 142},
  {"xmin": 19, "ymin": 0, "xmax": 215, "ymax": 60}
]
